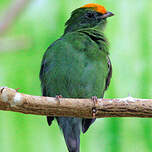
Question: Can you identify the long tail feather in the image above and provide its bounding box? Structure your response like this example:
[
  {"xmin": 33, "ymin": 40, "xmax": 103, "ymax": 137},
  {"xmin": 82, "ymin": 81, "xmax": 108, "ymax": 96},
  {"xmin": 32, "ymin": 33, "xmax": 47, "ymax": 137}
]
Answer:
[{"xmin": 57, "ymin": 117, "xmax": 81, "ymax": 152}]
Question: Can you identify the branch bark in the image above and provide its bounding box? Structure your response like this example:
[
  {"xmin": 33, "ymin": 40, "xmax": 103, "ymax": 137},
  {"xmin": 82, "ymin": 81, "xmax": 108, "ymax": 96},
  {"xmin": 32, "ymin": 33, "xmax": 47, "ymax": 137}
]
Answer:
[{"xmin": 0, "ymin": 87, "xmax": 152, "ymax": 118}]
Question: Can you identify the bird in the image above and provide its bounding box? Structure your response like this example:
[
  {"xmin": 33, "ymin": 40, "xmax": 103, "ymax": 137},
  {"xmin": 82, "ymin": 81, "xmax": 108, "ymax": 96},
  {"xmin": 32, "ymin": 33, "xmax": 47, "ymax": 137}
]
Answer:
[{"xmin": 40, "ymin": 3, "xmax": 113, "ymax": 152}]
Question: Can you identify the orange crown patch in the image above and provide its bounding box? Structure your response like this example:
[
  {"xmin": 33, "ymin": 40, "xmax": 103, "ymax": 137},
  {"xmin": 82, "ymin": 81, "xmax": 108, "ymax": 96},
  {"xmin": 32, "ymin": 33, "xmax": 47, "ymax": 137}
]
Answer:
[{"xmin": 81, "ymin": 3, "xmax": 107, "ymax": 14}]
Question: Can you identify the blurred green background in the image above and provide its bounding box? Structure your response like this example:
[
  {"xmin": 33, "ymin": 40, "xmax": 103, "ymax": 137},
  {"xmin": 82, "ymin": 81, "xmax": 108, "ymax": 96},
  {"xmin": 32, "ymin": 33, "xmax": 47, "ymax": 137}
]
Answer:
[{"xmin": 0, "ymin": 0, "xmax": 152, "ymax": 152}]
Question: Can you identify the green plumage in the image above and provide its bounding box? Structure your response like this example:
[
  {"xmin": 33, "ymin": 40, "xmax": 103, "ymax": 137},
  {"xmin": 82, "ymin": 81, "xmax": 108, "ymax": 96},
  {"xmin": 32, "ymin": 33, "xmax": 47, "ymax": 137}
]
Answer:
[
  {"xmin": 40, "ymin": 5, "xmax": 113, "ymax": 152},
  {"xmin": 40, "ymin": 29, "xmax": 109, "ymax": 98}
]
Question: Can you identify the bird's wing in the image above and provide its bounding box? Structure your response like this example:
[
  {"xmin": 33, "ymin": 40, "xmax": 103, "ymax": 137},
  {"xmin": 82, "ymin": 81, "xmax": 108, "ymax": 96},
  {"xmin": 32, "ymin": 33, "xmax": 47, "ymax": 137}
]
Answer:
[
  {"xmin": 39, "ymin": 41, "xmax": 59, "ymax": 126},
  {"xmin": 104, "ymin": 56, "xmax": 112, "ymax": 92},
  {"xmin": 82, "ymin": 118, "xmax": 96, "ymax": 133},
  {"xmin": 82, "ymin": 57, "xmax": 112, "ymax": 133}
]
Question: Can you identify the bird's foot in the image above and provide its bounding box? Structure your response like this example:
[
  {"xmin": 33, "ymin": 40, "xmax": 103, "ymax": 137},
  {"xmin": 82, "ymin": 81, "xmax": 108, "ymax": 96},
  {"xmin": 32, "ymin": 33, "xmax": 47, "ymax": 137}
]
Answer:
[
  {"xmin": 15, "ymin": 88, "xmax": 20, "ymax": 92},
  {"xmin": 91, "ymin": 96, "xmax": 98, "ymax": 105},
  {"xmin": 91, "ymin": 96, "xmax": 98, "ymax": 118},
  {"xmin": 92, "ymin": 108, "xmax": 97, "ymax": 118},
  {"xmin": 56, "ymin": 95, "xmax": 62, "ymax": 104}
]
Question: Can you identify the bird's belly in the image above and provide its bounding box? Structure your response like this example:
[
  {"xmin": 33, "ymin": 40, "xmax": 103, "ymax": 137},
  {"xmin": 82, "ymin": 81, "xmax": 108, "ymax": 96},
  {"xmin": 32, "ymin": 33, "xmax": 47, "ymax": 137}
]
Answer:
[{"xmin": 44, "ymin": 52, "xmax": 106, "ymax": 98}]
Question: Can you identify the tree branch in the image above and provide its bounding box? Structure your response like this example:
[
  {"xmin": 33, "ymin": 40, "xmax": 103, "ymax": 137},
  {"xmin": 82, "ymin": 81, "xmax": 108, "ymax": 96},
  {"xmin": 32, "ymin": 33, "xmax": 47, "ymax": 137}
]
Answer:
[
  {"xmin": 0, "ymin": 87, "xmax": 152, "ymax": 118},
  {"xmin": 0, "ymin": 36, "xmax": 31, "ymax": 52},
  {"xmin": 0, "ymin": 0, "xmax": 31, "ymax": 35}
]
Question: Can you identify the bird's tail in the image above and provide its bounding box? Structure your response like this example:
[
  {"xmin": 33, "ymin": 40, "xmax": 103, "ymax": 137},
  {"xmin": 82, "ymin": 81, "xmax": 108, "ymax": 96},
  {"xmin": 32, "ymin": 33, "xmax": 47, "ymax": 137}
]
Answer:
[
  {"xmin": 57, "ymin": 117, "xmax": 81, "ymax": 152},
  {"xmin": 64, "ymin": 133, "xmax": 80, "ymax": 152}
]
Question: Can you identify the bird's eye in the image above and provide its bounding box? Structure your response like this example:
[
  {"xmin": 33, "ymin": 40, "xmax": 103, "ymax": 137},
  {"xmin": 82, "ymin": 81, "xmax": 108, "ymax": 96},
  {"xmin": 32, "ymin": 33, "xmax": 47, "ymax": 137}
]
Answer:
[{"xmin": 86, "ymin": 12, "xmax": 95, "ymax": 19}]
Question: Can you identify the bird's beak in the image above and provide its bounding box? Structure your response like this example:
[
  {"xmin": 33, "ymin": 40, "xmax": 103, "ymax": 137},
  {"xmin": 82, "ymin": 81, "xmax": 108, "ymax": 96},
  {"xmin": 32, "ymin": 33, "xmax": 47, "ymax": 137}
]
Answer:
[{"xmin": 101, "ymin": 12, "xmax": 114, "ymax": 19}]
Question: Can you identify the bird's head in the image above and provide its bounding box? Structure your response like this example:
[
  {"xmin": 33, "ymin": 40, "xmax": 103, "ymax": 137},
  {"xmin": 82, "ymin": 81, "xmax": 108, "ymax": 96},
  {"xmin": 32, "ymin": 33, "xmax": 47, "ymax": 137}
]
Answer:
[{"xmin": 64, "ymin": 3, "xmax": 114, "ymax": 33}]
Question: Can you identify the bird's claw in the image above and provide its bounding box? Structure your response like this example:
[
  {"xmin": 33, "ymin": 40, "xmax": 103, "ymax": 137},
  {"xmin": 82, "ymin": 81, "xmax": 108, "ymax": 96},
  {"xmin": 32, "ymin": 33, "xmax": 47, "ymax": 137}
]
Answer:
[
  {"xmin": 56, "ymin": 95, "xmax": 62, "ymax": 104},
  {"xmin": 91, "ymin": 96, "xmax": 98, "ymax": 106},
  {"xmin": 91, "ymin": 96, "xmax": 98, "ymax": 118},
  {"xmin": 92, "ymin": 107, "xmax": 97, "ymax": 118},
  {"xmin": 15, "ymin": 88, "xmax": 20, "ymax": 92}
]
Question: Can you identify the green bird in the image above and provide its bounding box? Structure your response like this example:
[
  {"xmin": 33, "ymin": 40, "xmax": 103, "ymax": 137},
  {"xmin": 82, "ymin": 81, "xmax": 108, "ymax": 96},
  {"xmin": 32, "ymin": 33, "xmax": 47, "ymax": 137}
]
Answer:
[{"xmin": 40, "ymin": 3, "xmax": 113, "ymax": 152}]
